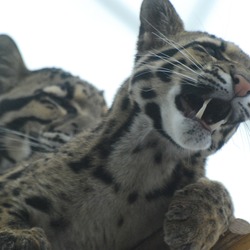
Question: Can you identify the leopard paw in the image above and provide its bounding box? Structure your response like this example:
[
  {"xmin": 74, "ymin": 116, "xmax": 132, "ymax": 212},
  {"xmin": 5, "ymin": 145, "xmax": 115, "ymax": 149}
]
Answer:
[
  {"xmin": 164, "ymin": 179, "xmax": 233, "ymax": 250},
  {"xmin": 0, "ymin": 227, "xmax": 51, "ymax": 250}
]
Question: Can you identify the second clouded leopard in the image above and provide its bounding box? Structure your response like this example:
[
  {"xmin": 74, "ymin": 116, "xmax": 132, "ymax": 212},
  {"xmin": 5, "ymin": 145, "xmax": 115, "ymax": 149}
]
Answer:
[
  {"xmin": 0, "ymin": 0, "xmax": 250, "ymax": 249},
  {"xmin": 0, "ymin": 35, "xmax": 107, "ymax": 172}
]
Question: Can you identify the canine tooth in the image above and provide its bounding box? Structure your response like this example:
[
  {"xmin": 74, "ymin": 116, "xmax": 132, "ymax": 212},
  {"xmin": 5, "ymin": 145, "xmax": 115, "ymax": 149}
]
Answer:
[
  {"xmin": 195, "ymin": 99, "xmax": 212, "ymax": 119},
  {"xmin": 209, "ymin": 119, "xmax": 226, "ymax": 131}
]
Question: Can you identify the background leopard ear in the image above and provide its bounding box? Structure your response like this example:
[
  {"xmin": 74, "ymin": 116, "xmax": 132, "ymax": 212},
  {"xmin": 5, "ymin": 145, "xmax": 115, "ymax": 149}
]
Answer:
[
  {"xmin": 137, "ymin": 0, "xmax": 184, "ymax": 53},
  {"xmin": 0, "ymin": 34, "xmax": 29, "ymax": 94}
]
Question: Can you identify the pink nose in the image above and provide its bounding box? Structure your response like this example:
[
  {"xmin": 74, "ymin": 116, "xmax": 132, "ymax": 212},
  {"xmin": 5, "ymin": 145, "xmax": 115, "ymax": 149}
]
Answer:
[{"xmin": 234, "ymin": 74, "xmax": 250, "ymax": 97}]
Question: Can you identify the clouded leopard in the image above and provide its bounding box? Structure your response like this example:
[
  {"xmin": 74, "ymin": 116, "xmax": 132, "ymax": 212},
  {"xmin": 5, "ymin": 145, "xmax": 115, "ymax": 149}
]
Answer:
[
  {"xmin": 0, "ymin": 0, "xmax": 250, "ymax": 249},
  {"xmin": 0, "ymin": 34, "xmax": 107, "ymax": 172}
]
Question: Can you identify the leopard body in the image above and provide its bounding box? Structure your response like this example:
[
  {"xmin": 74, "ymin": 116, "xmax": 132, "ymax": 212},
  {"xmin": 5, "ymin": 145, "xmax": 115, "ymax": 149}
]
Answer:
[{"xmin": 0, "ymin": 0, "xmax": 250, "ymax": 249}]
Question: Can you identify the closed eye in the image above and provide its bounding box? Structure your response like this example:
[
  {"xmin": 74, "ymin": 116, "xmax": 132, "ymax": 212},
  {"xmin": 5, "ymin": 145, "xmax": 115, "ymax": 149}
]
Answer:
[
  {"xmin": 193, "ymin": 42, "xmax": 226, "ymax": 61},
  {"xmin": 200, "ymin": 42, "xmax": 226, "ymax": 60}
]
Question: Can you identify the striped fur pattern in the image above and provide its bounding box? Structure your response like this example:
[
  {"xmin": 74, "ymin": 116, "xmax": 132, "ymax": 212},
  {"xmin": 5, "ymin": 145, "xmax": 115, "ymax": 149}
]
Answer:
[
  {"xmin": 0, "ymin": 0, "xmax": 249, "ymax": 249},
  {"xmin": 0, "ymin": 35, "xmax": 107, "ymax": 172}
]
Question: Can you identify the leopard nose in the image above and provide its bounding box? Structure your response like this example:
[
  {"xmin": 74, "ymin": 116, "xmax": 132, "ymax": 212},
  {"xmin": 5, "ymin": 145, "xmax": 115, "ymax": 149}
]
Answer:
[{"xmin": 234, "ymin": 74, "xmax": 250, "ymax": 97}]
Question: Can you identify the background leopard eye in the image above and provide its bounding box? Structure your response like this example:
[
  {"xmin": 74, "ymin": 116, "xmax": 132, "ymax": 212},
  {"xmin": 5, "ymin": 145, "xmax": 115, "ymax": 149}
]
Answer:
[{"xmin": 38, "ymin": 97, "xmax": 57, "ymax": 110}]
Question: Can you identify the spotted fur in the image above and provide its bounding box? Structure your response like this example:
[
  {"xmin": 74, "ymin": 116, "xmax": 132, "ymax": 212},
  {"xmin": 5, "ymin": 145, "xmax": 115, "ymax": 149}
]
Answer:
[
  {"xmin": 0, "ymin": 0, "xmax": 250, "ymax": 249},
  {"xmin": 0, "ymin": 35, "xmax": 107, "ymax": 172}
]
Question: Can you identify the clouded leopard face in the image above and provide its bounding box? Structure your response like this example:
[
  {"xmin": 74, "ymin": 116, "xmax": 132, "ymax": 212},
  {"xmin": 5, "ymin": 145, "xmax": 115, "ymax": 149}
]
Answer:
[{"xmin": 129, "ymin": 0, "xmax": 250, "ymax": 151}]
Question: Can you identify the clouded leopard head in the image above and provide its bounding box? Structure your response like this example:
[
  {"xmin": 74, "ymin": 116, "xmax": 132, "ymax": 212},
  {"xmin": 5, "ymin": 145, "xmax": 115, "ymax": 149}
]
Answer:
[{"xmin": 129, "ymin": 0, "xmax": 250, "ymax": 152}]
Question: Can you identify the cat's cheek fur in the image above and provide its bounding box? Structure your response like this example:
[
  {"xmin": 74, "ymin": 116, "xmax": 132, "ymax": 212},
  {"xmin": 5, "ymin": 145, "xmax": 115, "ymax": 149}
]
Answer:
[{"xmin": 161, "ymin": 87, "xmax": 212, "ymax": 151}]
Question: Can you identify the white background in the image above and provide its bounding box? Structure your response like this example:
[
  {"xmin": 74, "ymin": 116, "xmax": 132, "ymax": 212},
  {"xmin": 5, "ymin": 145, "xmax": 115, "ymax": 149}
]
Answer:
[{"xmin": 0, "ymin": 0, "xmax": 249, "ymax": 222}]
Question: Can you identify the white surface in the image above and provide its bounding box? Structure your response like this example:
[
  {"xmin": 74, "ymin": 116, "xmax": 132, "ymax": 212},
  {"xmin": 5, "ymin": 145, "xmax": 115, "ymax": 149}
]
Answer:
[{"xmin": 0, "ymin": 0, "xmax": 249, "ymax": 222}]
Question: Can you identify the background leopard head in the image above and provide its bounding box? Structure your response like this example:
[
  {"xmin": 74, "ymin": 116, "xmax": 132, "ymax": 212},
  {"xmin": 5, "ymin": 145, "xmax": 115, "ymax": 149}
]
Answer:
[{"xmin": 0, "ymin": 35, "xmax": 107, "ymax": 171}]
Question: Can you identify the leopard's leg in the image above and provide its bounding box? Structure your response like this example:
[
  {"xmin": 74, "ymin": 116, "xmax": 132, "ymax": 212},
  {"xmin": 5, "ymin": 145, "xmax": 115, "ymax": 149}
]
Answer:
[{"xmin": 164, "ymin": 178, "xmax": 234, "ymax": 250}]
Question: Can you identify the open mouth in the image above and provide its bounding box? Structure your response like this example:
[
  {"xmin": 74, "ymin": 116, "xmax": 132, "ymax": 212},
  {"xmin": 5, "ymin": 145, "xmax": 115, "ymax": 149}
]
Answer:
[{"xmin": 175, "ymin": 93, "xmax": 232, "ymax": 131}]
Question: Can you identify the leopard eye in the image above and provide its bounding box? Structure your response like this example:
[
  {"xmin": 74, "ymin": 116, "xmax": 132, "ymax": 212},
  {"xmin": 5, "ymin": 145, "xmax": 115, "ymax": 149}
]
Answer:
[
  {"xmin": 204, "ymin": 47, "xmax": 217, "ymax": 57},
  {"xmin": 38, "ymin": 97, "xmax": 58, "ymax": 110},
  {"xmin": 204, "ymin": 45, "xmax": 227, "ymax": 61},
  {"xmin": 192, "ymin": 45, "xmax": 217, "ymax": 58}
]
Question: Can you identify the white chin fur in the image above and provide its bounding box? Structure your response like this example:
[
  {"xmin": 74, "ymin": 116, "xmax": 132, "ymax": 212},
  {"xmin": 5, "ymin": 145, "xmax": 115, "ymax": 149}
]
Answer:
[
  {"xmin": 161, "ymin": 87, "xmax": 212, "ymax": 151},
  {"xmin": 172, "ymin": 117, "xmax": 212, "ymax": 150},
  {"xmin": 161, "ymin": 98, "xmax": 211, "ymax": 150}
]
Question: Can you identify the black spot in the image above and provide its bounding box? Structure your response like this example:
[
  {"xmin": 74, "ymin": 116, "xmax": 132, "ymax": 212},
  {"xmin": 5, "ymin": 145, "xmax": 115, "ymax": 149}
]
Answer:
[
  {"xmin": 121, "ymin": 96, "xmax": 130, "ymax": 110},
  {"xmin": 60, "ymin": 81, "xmax": 74, "ymax": 99},
  {"xmin": 60, "ymin": 71, "xmax": 72, "ymax": 79},
  {"xmin": 25, "ymin": 196, "xmax": 51, "ymax": 213},
  {"xmin": 12, "ymin": 188, "xmax": 21, "ymax": 196},
  {"xmin": 0, "ymin": 182, "xmax": 5, "ymax": 189},
  {"xmin": 58, "ymin": 192, "xmax": 72, "ymax": 202},
  {"xmin": 145, "ymin": 102, "xmax": 162, "ymax": 130},
  {"xmin": 154, "ymin": 152, "xmax": 162, "ymax": 164},
  {"xmin": 8, "ymin": 209, "xmax": 30, "ymax": 224},
  {"xmin": 145, "ymin": 102, "xmax": 180, "ymax": 147},
  {"xmin": 145, "ymin": 48, "xmax": 180, "ymax": 62},
  {"xmin": 101, "ymin": 102, "xmax": 140, "ymax": 156},
  {"xmin": 145, "ymin": 164, "xmax": 184, "ymax": 202},
  {"xmin": 141, "ymin": 88, "xmax": 157, "ymax": 99},
  {"xmin": 127, "ymin": 191, "xmax": 139, "ymax": 204},
  {"xmin": 190, "ymin": 152, "xmax": 201, "ymax": 165},
  {"xmin": 69, "ymin": 155, "xmax": 92, "ymax": 173},
  {"xmin": 146, "ymin": 140, "xmax": 158, "ymax": 148},
  {"xmin": 94, "ymin": 138, "xmax": 112, "ymax": 159},
  {"xmin": 117, "ymin": 216, "xmax": 124, "ymax": 228},
  {"xmin": 92, "ymin": 166, "xmax": 114, "ymax": 185},
  {"xmin": 180, "ymin": 165, "xmax": 195, "ymax": 180},
  {"xmin": 2, "ymin": 203, "xmax": 12, "ymax": 208},
  {"xmin": 132, "ymin": 145, "xmax": 143, "ymax": 154},
  {"xmin": 114, "ymin": 183, "xmax": 121, "ymax": 193},
  {"xmin": 217, "ymin": 140, "xmax": 224, "ymax": 150},
  {"xmin": 220, "ymin": 41, "xmax": 227, "ymax": 52},
  {"xmin": 156, "ymin": 63, "xmax": 174, "ymax": 82},
  {"xmin": 7, "ymin": 170, "xmax": 23, "ymax": 180},
  {"xmin": 50, "ymin": 217, "xmax": 69, "ymax": 230},
  {"xmin": 131, "ymin": 70, "xmax": 154, "ymax": 85},
  {"xmin": 189, "ymin": 64, "xmax": 200, "ymax": 71}
]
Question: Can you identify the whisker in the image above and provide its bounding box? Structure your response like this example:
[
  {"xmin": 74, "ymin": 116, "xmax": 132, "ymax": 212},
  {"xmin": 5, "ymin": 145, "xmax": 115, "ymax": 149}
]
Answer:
[
  {"xmin": 0, "ymin": 128, "xmax": 54, "ymax": 151},
  {"xmin": 148, "ymin": 51, "xmax": 201, "ymax": 76},
  {"xmin": 152, "ymin": 31, "xmax": 203, "ymax": 70},
  {"xmin": 0, "ymin": 127, "xmax": 41, "ymax": 143},
  {"xmin": 134, "ymin": 61, "xmax": 198, "ymax": 86},
  {"xmin": 0, "ymin": 136, "xmax": 53, "ymax": 150}
]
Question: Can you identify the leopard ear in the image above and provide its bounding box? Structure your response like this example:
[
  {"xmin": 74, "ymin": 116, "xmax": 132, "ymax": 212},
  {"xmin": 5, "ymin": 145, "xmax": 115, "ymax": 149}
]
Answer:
[
  {"xmin": 137, "ymin": 0, "xmax": 184, "ymax": 53},
  {"xmin": 0, "ymin": 34, "xmax": 29, "ymax": 93}
]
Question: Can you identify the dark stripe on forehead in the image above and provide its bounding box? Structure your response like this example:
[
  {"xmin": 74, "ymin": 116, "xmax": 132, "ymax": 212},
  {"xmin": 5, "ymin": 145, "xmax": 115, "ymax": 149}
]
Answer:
[
  {"xmin": 0, "ymin": 87, "xmax": 77, "ymax": 119},
  {"xmin": 143, "ymin": 40, "xmax": 225, "ymax": 63}
]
